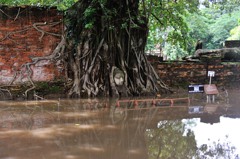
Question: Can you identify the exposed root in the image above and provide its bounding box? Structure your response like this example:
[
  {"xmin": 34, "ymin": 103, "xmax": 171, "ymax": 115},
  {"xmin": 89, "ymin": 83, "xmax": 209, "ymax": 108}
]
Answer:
[
  {"xmin": 24, "ymin": 36, "xmax": 65, "ymax": 98},
  {"xmin": 1, "ymin": 35, "xmax": 65, "ymax": 100},
  {"xmin": 34, "ymin": 93, "xmax": 45, "ymax": 100},
  {"xmin": 0, "ymin": 21, "xmax": 62, "ymax": 43},
  {"xmin": 0, "ymin": 7, "xmax": 65, "ymax": 100},
  {"xmin": 24, "ymin": 85, "xmax": 36, "ymax": 98},
  {"xmin": 33, "ymin": 22, "xmax": 62, "ymax": 41},
  {"xmin": 0, "ymin": 88, "xmax": 12, "ymax": 100}
]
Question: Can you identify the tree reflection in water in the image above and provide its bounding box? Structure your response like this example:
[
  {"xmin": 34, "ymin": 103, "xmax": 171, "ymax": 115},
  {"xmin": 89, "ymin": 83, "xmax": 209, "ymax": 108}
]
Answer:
[
  {"xmin": 197, "ymin": 136, "xmax": 238, "ymax": 159},
  {"xmin": 145, "ymin": 119, "xmax": 239, "ymax": 159},
  {"xmin": 146, "ymin": 120, "xmax": 197, "ymax": 159}
]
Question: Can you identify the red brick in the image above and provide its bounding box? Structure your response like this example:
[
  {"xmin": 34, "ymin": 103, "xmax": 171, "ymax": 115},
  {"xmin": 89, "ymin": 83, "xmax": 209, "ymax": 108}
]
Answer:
[{"xmin": 0, "ymin": 6, "xmax": 63, "ymax": 85}]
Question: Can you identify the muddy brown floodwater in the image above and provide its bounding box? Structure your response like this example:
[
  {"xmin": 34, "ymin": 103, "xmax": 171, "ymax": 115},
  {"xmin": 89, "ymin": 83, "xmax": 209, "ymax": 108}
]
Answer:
[{"xmin": 0, "ymin": 89, "xmax": 240, "ymax": 159}]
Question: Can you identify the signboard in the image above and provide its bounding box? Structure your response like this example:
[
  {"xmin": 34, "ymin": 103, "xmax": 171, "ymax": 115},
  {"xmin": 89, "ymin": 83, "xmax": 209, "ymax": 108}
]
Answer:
[
  {"xmin": 208, "ymin": 71, "xmax": 215, "ymax": 77},
  {"xmin": 189, "ymin": 106, "xmax": 204, "ymax": 114},
  {"xmin": 188, "ymin": 84, "xmax": 204, "ymax": 93},
  {"xmin": 204, "ymin": 84, "xmax": 219, "ymax": 95}
]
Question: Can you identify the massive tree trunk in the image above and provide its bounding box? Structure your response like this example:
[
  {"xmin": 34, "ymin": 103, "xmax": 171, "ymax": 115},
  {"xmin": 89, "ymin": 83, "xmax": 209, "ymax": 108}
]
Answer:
[{"xmin": 64, "ymin": 0, "xmax": 165, "ymax": 98}]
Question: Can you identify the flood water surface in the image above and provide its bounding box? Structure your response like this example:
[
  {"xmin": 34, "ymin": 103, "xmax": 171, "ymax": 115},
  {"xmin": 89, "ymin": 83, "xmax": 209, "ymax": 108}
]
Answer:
[{"xmin": 0, "ymin": 95, "xmax": 240, "ymax": 159}]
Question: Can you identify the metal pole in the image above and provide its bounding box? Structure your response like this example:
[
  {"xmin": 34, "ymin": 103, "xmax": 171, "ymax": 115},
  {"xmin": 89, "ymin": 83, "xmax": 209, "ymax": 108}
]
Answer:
[{"xmin": 209, "ymin": 76, "xmax": 212, "ymax": 85}]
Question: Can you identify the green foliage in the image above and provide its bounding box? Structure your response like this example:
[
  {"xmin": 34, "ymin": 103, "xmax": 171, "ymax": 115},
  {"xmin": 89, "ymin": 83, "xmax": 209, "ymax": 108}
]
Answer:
[
  {"xmin": 83, "ymin": 7, "xmax": 96, "ymax": 29},
  {"xmin": 202, "ymin": 0, "xmax": 240, "ymax": 14},
  {"xmin": 164, "ymin": 43, "xmax": 188, "ymax": 60},
  {"xmin": 191, "ymin": 1, "xmax": 240, "ymax": 50},
  {"xmin": 0, "ymin": 0, "xmax": 78, "ymax": 10},
  {"xmin": 181, "ymin": 2, "xmax": 240, "ymax": 57},
  {"xmin": 145, "ymin": 0, "xmax": 199, "ymax": 51},
  {"xmin": 144, "ymin": 0, "xmax": 200, "ymax": 60},
  {"xmin": 185, "ymin": 12, "xmax": 213, "ymax": 54},
  {"xmin": 208, "ymin": 10, "xmax": 240, "ymax": 48},
  {"xmin": 228, "ymin": 24, "xmax": 240, "ymax": 40}
]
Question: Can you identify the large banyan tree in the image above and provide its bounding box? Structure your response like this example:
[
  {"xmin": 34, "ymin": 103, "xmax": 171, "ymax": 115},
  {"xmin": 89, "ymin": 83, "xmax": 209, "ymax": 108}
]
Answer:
[
  {"xmin": 63, "ymin": 0, "xmax": 200, "ymax": 98},
  {"xmin": 64, "ymin": 0, "xmax": 167, "ymax": 98}
]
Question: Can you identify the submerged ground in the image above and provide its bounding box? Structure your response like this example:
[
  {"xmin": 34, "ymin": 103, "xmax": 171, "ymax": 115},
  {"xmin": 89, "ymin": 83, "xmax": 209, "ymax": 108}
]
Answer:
[{"xmin": 0, "ymin": 87, "xmax": 239, "ymax": 159}]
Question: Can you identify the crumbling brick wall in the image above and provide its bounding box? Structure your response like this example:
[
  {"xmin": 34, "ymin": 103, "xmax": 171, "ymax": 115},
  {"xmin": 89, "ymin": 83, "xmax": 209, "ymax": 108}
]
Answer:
[
  {"xmin": 155, "ymin": 61, "xmax": 240, "ymax": 88},
  {"xmin": 0, "ymin": 6, "xmax": 64, "ymax": 85}
]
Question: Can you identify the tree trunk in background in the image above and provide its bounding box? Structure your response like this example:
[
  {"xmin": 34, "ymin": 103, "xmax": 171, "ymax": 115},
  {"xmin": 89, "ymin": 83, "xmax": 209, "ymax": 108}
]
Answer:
[{"xmin": 64, "ymin": 0, "xmax": 164, "ymax": 98}]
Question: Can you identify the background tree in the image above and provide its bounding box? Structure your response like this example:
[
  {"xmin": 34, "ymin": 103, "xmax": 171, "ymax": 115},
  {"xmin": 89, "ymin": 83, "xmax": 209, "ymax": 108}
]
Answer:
[
  {"xmin": 227, "ymin": 20, "xmax": 240, "ymax": 40},
  {"xmin": 189, "ymin": 1, "xmax": 240, "ymax": 50},
  {"xmin": 163, "ymin": 43, "xmax": 188, "ymax": 60},
  {"xmin": 185, "ymin": 12, "xmax": 212, "ymax": 54},
  {"xmin": 208, "ymin": 10, "xmax": 240, "ymax": 49},
  {"xmin": 145, "ymin": 0, "xmax": 199, "ymax": 58},
  {"xmin": 146, "ymin": 0, "xmax": 240, "ymax": 60},
  {"xmin": 185, "ymin": 8, "xmax": 240, "ymax": 51}
]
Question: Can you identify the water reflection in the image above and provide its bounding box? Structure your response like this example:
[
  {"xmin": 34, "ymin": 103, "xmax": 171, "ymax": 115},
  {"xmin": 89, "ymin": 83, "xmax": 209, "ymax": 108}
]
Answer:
[
  {"xmin": 0, "ymin": 98, "xmax": 239, "ymax": 159},
  {"xmin": 191, "ymin": 117, "xmax": 240, "ymax": 159}
]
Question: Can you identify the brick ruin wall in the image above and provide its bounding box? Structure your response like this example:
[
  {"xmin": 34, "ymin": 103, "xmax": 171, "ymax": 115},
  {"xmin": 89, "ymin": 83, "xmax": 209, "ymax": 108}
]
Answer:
[
  {"xmin": 0, "ymin": 6, "xmax": 63, "ymax": 85},
  {"xmin": 154, "ymin": 61, "xmax": 240, "ymax": 89}
]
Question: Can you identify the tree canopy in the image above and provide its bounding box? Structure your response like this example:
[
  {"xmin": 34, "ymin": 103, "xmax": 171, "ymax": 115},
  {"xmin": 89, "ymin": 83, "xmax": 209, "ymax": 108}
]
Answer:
[{"xmin": 0, "ymin": 0, "xmax": 77, "ymax": 10}]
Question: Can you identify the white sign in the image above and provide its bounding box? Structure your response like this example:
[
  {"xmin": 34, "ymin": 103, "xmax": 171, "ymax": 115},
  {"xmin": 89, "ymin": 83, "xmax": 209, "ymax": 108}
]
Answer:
[
  {"xmin": 208, "ymin": 71, "xmax": 215, "ymax": 77},
  {"xmin": 188, "ymin": 85, "xmax": 204, "ymax": 93}
]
